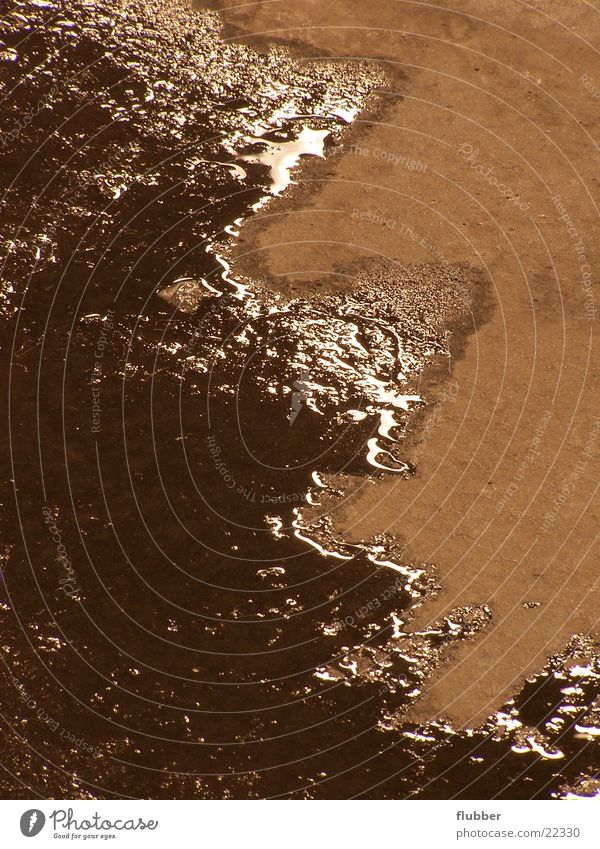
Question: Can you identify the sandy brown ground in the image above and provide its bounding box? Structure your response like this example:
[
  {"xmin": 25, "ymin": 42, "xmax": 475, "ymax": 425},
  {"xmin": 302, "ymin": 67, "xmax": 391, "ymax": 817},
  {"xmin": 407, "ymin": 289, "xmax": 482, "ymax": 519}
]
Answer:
[{"xmin": 200, "ymin": 0, "xmax": 600, "ymax": 728}]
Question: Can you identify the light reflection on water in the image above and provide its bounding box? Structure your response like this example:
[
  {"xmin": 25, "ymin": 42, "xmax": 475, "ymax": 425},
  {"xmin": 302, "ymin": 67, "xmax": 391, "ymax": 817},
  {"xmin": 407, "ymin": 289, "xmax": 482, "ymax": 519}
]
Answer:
[{"xmin": 0, "ymin": 0, "xmax": 597, "ymax": 799}]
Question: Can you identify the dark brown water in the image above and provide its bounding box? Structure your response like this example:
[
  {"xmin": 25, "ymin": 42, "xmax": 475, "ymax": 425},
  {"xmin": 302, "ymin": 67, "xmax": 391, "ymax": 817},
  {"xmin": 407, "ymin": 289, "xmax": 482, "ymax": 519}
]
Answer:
[{"xmin": 0, "ymin": 0, "xmax": 598, "ymax": 799}]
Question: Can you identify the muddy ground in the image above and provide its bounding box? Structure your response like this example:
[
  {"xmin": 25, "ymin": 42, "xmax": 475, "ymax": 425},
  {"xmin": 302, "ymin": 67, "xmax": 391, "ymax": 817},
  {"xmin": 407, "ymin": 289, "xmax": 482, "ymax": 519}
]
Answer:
[{"xmin": 201, "ymin": 0, "xmax": 600, "ymax": 728}]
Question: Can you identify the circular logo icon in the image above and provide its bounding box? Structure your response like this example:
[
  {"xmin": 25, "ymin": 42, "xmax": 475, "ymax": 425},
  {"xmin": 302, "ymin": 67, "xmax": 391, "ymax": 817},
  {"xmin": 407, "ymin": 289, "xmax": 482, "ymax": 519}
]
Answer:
[{"xmin": 20, "ymin": 810, "xmax": 46, "ymax": 837}]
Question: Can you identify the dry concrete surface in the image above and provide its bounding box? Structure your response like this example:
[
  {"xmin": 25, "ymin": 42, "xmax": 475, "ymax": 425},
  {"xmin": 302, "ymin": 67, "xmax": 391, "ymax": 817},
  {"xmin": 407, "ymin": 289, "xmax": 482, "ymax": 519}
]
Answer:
[{"xmin": 199, "ymin": 0, "xmax": 600, "ymax": 729}]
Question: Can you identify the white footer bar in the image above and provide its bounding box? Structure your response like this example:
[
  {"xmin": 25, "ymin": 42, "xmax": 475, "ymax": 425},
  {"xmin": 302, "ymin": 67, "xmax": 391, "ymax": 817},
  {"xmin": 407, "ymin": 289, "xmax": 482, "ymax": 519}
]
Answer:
[{"xmin": 0, "ymin": 799, "xmax": 597, "ymax": 847}]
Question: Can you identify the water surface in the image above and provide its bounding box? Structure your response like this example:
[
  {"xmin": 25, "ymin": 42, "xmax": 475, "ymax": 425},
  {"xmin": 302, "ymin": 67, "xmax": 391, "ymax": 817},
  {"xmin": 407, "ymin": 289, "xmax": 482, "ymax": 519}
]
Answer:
[{"xmin": 0, "ymin": 0, "xmax": 598, "ymax": 799}]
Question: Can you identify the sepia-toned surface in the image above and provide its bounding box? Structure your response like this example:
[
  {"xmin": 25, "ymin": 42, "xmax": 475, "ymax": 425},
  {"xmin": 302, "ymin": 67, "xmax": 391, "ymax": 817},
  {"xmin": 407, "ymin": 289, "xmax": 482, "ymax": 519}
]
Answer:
[
  {"xmin": 1, "ymin": 0, "xmax": 598, "ymax": 799},
  {"xmin": 206, "ymin": 0, "xmax": 600, "ymax": 729}
]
